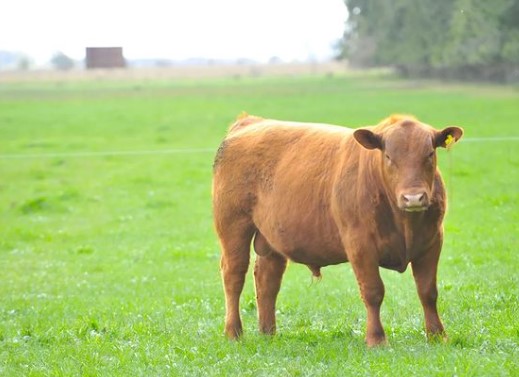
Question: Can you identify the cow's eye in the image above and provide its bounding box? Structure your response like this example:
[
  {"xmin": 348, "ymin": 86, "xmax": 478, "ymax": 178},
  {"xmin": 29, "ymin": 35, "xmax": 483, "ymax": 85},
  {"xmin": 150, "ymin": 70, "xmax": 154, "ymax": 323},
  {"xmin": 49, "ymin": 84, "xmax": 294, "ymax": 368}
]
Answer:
[
  {"xmin": 428, "ymin": 151, "xmax": 435, "ymax": 158},
  {"xmin": 385, "ymin": 154, "xmax": 392, "ymax": 163}
]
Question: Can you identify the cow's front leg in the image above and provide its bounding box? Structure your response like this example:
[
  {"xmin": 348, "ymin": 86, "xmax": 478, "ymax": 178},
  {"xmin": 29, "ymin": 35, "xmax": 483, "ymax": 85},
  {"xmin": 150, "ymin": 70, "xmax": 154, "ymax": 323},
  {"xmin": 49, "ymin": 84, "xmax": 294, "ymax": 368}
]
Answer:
[
  {"xmin": 350, "ymin": 255, "xmax": 386, "ymax": 346},
  {"xmin": 411, "ymin": 245, "xmax": 445, "ymax": 340}
]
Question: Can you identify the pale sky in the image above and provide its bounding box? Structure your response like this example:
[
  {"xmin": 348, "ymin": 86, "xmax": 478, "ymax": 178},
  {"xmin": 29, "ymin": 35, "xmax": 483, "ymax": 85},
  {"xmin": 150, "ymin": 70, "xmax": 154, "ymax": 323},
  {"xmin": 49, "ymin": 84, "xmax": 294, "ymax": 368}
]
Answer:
[{"xmin": 1, "ymin": 0, "xmax": 348, "ymax": 64}]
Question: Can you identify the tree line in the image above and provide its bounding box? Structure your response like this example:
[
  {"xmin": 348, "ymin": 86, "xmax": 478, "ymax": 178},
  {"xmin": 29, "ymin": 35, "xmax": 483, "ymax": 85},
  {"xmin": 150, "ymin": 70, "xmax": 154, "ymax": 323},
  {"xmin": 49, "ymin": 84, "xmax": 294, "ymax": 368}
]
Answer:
[{"xmin": 339, "ymin": 0, "xmax": 519, "ymax": 82}]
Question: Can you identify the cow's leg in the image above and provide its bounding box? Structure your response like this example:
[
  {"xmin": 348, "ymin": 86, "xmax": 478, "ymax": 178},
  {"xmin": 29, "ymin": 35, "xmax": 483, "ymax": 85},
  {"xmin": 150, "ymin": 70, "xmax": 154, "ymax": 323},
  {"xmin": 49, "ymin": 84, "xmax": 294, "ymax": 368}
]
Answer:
[
  {"xmin": 411, "ymin": 247, "xmax": 445, "ymax": 340},
  {"xmin": 217, "ymin": 219, "xmax": 254, "ymax": 339},
  {"xmin": 350, "ymin": 255, "xmax": 386, "ymax": 346},
  {"xmin": 253, "ymin": 234, "xmax": 287, "ymax": 334}
]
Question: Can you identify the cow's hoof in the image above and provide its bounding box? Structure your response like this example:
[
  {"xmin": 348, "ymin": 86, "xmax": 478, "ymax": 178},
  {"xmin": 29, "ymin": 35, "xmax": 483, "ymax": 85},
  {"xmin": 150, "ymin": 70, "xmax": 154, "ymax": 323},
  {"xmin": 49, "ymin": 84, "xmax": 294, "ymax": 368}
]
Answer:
[
  {"xmin": 225, "ymin": 326, "xmax": 243, "ymax": 340},
  {"xmin": 427, "ymin": 331, "xmax": 447, "ymax": 344},
  {"xmin": 259, "ymin": 324, "xmax": 276, "ymax": 336},
  {"xmin": 366, "ymin": 336, "xmax": 388, "ymax": 347}
]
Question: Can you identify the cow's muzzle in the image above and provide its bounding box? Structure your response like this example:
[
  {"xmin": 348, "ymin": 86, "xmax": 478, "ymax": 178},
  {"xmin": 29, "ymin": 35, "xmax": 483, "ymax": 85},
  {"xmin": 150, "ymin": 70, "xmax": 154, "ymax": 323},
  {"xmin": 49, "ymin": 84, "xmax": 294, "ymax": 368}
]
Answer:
[{"xmin": 399, "ymin": 192, "xmax": 429, "ymax": 212}]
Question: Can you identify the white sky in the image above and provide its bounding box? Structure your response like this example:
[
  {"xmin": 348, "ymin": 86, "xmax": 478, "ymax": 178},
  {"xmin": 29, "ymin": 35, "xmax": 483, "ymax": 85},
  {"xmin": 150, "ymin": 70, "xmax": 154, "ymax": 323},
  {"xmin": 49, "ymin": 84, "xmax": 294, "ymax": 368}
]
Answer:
[{"xmin": 1, "ymin": 0, "xmax": 348, "ymax": 64}]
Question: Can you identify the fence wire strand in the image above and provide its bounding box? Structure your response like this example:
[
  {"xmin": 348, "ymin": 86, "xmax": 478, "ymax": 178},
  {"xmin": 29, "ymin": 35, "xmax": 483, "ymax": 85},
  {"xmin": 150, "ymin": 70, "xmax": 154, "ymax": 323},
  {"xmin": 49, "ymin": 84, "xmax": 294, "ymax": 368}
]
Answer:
[{"xmin": 0, "ymin": 137, "xmax": 517, "ymax": 160}]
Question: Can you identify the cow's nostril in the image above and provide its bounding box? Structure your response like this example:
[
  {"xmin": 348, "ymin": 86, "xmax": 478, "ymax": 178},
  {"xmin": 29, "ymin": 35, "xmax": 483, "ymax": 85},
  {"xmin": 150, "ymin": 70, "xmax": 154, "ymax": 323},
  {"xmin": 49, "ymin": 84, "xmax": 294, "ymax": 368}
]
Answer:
[{"xmin": 402, "ymin": 192, "xmax": 427, "ymax": 207}]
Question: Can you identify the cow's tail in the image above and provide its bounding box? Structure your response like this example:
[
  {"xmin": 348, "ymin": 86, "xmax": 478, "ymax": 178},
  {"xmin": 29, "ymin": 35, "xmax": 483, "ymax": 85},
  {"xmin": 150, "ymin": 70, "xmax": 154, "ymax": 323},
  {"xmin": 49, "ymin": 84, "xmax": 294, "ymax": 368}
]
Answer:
[{"xmin": 228, "ymin": 112, "xmax": 263, "ymax": 133}]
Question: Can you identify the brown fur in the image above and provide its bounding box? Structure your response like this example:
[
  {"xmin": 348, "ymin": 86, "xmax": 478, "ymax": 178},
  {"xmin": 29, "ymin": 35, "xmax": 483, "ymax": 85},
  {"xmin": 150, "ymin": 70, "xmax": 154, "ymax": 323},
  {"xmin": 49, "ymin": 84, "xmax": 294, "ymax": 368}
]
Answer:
[{"xmin": 212, "ymin": 114, "xmax": 463, "ymax": 346}]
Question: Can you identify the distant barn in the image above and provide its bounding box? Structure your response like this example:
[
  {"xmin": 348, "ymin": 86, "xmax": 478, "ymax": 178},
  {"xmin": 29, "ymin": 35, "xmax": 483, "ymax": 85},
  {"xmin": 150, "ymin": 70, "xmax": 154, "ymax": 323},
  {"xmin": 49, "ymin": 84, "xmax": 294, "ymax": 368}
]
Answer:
[{"xmin": 86, "ymin": 47, "xmax": 125, "ymax": 69}]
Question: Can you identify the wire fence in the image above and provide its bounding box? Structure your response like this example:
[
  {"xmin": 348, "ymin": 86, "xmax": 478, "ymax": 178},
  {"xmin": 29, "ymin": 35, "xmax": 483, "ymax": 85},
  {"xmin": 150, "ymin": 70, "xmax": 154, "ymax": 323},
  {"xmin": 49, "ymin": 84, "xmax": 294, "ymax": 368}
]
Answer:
[
  {"xmin": 0, "ymin": 148, "xmax": 215, "ymax": 160},
  {"xmin": 0, "ymin": 137, "xmax": 517, "ymax": 160}
]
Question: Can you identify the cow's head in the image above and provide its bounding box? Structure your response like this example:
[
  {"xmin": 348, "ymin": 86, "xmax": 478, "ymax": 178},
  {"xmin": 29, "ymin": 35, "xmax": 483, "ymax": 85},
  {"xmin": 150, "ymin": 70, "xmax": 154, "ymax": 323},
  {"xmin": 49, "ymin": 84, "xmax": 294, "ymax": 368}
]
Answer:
[{"xmin": 353, "ymin": 116, "xmax": 463, "ymax": 212}]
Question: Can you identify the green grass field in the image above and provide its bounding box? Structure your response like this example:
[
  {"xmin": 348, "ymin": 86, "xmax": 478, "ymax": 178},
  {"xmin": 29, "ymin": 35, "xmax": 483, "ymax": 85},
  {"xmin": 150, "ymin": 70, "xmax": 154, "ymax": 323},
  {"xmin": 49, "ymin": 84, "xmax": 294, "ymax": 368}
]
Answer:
[{"xmin": 0, "ymin": 73, "xmax": 518, "ymax": 376}]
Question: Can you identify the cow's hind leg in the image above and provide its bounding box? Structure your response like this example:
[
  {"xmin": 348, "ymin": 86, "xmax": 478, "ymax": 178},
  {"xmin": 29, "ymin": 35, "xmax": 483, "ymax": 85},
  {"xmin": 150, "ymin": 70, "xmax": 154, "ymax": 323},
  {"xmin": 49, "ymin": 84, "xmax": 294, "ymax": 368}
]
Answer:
[
  {"xmin": 253, "ymin": 232, "xmax": 287, "ymax": 335},
  {"xmin": 217, "ymin": 218, "xmax": 255, "ymax": 339}
]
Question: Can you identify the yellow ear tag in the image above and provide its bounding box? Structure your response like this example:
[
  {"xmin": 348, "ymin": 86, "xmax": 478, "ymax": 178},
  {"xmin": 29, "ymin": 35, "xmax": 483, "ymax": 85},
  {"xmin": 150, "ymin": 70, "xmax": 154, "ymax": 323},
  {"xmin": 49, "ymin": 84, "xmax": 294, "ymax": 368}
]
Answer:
[{"xmin": 445, "ymin": 134, "xmax": 455, "ymax": 149}]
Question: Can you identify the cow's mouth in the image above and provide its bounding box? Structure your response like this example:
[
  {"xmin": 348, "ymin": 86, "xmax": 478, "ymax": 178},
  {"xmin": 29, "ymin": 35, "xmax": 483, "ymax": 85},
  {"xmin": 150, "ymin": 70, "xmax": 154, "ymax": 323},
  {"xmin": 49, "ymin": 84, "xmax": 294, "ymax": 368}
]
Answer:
[{"xmin": 403, "ymin": 206, "xmax": 428, "ymax": 213}]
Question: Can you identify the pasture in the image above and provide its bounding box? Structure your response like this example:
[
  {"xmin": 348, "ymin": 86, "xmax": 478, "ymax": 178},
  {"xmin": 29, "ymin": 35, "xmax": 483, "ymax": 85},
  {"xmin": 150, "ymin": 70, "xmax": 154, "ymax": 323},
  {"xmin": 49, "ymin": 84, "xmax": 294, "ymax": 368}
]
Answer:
[{"xmin": 0, "ymin": 72, "xmax": 518, "ymax": 376}]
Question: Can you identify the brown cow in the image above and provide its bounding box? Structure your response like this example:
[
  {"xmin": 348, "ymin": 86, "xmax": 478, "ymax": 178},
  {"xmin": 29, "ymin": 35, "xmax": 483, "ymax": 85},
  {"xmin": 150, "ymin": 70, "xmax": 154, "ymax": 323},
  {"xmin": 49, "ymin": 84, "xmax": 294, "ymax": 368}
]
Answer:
[{"xmin": 212, "ymin": 114, "xmax": 463, "ymax": 346}]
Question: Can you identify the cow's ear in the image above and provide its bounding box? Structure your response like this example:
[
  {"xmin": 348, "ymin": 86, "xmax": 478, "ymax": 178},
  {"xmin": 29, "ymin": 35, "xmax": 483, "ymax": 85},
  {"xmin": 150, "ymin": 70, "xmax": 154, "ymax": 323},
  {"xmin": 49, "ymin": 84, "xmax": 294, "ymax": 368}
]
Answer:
[
  {"xmin": 353, "ymin": 129, "xmax": 383, "ymax": 150},
  {"xmin": 435, "ymin": 126, "xmax": 464, "ymax": 148}
]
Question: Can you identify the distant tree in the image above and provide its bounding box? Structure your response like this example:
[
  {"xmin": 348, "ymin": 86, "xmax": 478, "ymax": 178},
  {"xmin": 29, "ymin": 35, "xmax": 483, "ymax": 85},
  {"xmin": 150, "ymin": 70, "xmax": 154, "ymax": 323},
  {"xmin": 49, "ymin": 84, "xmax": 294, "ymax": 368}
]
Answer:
[
  {"xmin": 269, "ymin": 56, "xmax": 283, "ymax": 64},
  {"xmin": 51, "ymin": 51, "xmax": 75, "ymax": 71},
  {"xmin": 17, "ymin": 55, "xmax": 31, "ymax": 71},
  {"xmin": 340, "ymin": 0, "xmax": 519, "ymax": 82}
]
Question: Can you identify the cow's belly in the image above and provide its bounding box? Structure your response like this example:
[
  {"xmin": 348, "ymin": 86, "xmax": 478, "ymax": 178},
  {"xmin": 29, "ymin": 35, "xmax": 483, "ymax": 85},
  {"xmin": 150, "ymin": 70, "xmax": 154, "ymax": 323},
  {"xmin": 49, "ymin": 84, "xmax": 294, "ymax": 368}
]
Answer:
[
  {"xmin": 252, "ymin": 209, "xmax": 346, "ymax": 267},
  {"xmin": 285, "ymin": 244, "xmax": 348, "ymax": 266}
]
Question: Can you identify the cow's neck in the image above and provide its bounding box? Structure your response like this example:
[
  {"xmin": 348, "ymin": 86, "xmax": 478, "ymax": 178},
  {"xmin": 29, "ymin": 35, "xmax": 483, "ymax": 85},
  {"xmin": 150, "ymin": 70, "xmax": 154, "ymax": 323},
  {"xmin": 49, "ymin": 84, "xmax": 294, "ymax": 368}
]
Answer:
[{"xmin": 400, "ymin": 211, "xmax": 427, "ymax": 254}]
